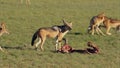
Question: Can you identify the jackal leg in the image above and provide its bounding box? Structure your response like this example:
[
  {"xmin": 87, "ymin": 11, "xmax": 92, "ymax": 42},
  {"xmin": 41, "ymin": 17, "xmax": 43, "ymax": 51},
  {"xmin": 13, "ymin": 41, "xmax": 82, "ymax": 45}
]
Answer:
[
  {"xmin": 26, "ymin": 0, "xmax": 31, "ymax": 5},
  {"xmin": 106, "ymin": 26, "xmax": 111, "ymax": 35},
  {"xmin": 35, "ymin": 38, "xmax": 41, "ymax": 50},
  {"xmin": 20, "ymin": 0, "xmax": 23, "ymax": 4},
  {"xmin": 55, "ymin": 40, "xmax": 59, "ymax": 51},
  {"xmin": 0, "ymin": 46, "xmax": 4, "ymax": 52},
  {"xmin": 91, "ymin": 25, "xmax": 95, "ymax": 35},
  {"xmin": 58, "ymin": 40, "xmax": 62, "ymax": 51},
  {"xmin": 40, "ymin": 36, "xmax": 46, "ymax": 51},
  {"xmin": 56, "ymin": 35, "xmax": 63, "ymax": 51},
  {"xmin": 95, "ymin": 27, "xmax": 100, "ymax": 35},
  {"xmin": 97, "ymin": 27, "xmax": 105, "ymax": 36},
  {"xmin": 55, "ymin": 38, "xmax": 62, "ymax": 51}
]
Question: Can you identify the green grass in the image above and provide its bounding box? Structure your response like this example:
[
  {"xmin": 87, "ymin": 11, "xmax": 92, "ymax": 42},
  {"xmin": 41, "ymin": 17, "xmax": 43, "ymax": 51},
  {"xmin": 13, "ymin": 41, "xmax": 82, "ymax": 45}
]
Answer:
[{"xmin": 0, "ymin": 0, "xmax": 120, "ymax": 68}]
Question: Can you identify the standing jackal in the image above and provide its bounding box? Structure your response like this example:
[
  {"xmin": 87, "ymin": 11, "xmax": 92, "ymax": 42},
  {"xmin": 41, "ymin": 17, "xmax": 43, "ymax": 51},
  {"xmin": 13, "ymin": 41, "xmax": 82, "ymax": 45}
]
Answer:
[
  {"xmin": 103, "ymin": 17, "xmax": 120, "ymax": 35},
  {"xmin": 88, "ymin": 12, "xmax": 105, "ymax": 35},
  {"xmin": 31, "ymin": 20, "xmax": 72, "ymax": 51}
]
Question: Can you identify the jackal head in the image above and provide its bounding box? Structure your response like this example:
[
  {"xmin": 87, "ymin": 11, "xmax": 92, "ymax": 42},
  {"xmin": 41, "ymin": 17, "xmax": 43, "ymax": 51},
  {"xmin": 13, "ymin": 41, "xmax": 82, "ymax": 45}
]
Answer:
[
  {"xmin": 0, "ymin": 22, "xmax": 9, "ymax": 36},
  {"xmin": 62, "ymin": 19, "xmax": 72, "ymax": 31}
]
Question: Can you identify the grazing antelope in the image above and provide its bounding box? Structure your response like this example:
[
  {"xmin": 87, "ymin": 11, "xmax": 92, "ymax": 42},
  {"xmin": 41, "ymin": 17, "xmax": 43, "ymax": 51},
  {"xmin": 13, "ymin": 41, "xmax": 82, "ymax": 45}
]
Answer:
[
  {"xmin": 103, "ymin": 17, "xmax": 120, "ymax": 35},
  {"xmin": 20, "ymin": 0, "xmax": 31, "ymax": 5},
  {"xmin": 88, "ymin": 12, "xmax": 105, "ymax": 35},
  {"xmin": 0, "ymin": 22, "xmax": 9, "ymax": 52},
  {"xmin": 31, "ymin": 20, "xmax": 72, "ymax": 51},
  {"xmin": 86, "ymin": 41, "xmax": 99, "ymax": 54}
]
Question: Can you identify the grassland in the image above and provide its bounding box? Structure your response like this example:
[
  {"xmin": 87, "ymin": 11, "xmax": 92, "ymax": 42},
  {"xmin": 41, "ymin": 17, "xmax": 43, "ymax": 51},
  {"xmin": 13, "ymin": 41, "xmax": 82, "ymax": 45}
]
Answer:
[{"xmin": 0, "ymin": 0, "xmax": 120, "ymax": 68}]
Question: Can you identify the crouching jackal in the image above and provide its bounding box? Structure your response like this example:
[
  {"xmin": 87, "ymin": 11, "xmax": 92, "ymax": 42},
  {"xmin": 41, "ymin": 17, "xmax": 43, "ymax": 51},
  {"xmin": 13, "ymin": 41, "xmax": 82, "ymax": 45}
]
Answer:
[{"xmin": 88, "ymin": 12, "xmax": 105, "ymax": 35}]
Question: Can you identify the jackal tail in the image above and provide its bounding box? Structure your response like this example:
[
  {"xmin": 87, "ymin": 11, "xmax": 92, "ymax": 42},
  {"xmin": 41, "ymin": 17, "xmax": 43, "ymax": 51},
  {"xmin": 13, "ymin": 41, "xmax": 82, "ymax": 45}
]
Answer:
[{"xmin": 31, "ymin": 30, "xmax": 38, "ymax": 46}]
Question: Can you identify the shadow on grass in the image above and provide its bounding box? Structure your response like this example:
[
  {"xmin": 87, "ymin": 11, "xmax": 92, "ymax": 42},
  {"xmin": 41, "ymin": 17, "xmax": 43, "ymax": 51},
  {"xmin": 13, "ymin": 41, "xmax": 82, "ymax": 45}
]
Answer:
[
  {"xmin": 71, "ymin": 49, "xmax": 87, "ymax": 54},
  {"xmin": 1, "ymin": 45, "xmax": 33, "ymax": 50},
  {"xmin": 51, "ymin": 49, "xmax": 88, "ymax": 54},
  {"xmin": 68, "ymin": 32, "xmax": 82, "ymax": 35}
]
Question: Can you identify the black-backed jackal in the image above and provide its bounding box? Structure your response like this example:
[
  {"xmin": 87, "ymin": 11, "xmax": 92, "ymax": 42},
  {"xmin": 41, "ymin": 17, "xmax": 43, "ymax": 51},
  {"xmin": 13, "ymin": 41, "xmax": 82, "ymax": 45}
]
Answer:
[
  {"xmin": 88, "ymin": 12, "xmax": 105, "ymax": 35},
  {"xmin": 103, "ymin": 17, "xmax": 120, "ymax": 35},
  {"xmin": 0, "ymin": 22, "xmax": 9, "ymax": 52},
  {"xmin": 0, "ymin": 23, "xmax": 9, "ymax": 37},
  {"xmin": 31, "ymin": 20, "xmax": 72, "ymax": 51}
]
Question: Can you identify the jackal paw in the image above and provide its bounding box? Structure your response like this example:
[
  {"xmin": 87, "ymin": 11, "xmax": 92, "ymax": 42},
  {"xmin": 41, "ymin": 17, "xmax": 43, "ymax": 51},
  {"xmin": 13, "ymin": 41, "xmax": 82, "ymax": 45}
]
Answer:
[
  {"xmin": 91, "ymin": 33, "xmax": 94, "ymax": 35},
  {"xmin": 34, "ymin": 47, "xmax": 40, "ymax": 51},
  {"xmin": 107, "ymin": 33, "xmax": 112, "ymax": 35},
  {"xmin": 102, "ymin": 33, "xmax": 106, "ymax": 36}
]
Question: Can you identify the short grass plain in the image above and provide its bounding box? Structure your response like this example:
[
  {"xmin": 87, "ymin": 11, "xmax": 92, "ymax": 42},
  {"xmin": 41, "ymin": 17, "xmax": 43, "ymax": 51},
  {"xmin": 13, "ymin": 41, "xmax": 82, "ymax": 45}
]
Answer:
[{"xmin": 0, "ymin": 0, "xmax": 120, "ymax": 68}]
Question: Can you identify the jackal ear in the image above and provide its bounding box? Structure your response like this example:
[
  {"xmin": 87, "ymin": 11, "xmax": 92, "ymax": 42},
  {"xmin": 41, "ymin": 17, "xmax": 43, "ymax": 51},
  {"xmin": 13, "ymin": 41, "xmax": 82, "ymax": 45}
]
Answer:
[
  {"xmin": 62, "ymin": 19, "xmax": 67, "ymax": 25},
  {"xmin": 62, "ymin": 19, "xmax": 72, "ymax": 28},
  {"xmin": 98, "ymin": 12, "xmax": 105, "ymax": 17},
  {"xmin": 69, "ymin": 22, "xmax": 72, "ymax": 27},
  {"xmin": 0, "ymin": 22, "xmax": 6, "ymax": 29}
]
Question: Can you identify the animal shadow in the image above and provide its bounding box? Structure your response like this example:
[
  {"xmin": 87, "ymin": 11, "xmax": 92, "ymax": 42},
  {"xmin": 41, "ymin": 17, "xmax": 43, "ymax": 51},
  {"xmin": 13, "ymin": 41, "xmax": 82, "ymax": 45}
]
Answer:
[
  {"xmin": 68, "ymin": 32, "xmax": 82, "ymax": 35},
  {"xmin": 71, "ymin": 49, "xmax": 87, "ymax": 54},
  {"xmin": 51, "ymin": 49, "xmax": 88, "ymax": 54},
  {"xmin": 1, "ymin": 45, "xmax": 33, "ymax": 50}
]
